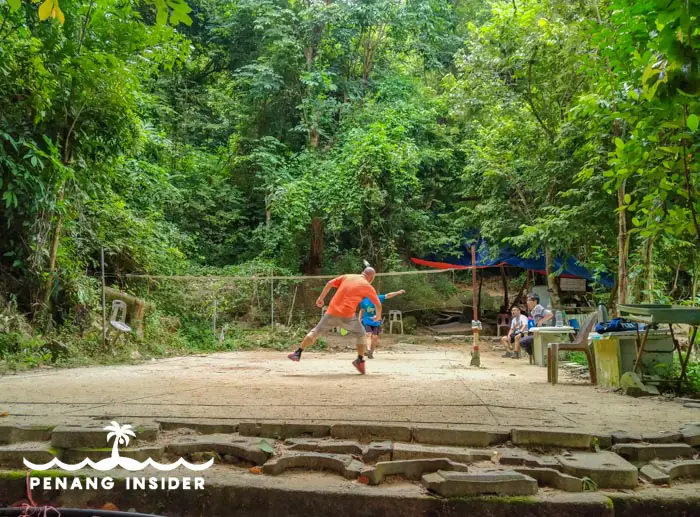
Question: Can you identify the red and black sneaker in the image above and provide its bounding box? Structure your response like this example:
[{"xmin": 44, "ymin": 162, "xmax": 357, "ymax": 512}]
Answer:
[
  {"xmin": 288, "ymin": 351, "xmax": 301, "ymax": 362},
  {"xmin": 352, "ymin": 358, "xmax": 366, "ymax": 374}
]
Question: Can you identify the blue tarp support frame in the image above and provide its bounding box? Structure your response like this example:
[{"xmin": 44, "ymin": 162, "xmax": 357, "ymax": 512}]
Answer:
[{"xmin": 411, "ymin": 238, "xmax": 614, "ymax": 288}]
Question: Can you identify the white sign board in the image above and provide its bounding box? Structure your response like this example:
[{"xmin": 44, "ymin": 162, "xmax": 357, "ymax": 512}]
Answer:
[{"xmin": 559, "ymin": 277, "xmax": 586, "ymax": 292}]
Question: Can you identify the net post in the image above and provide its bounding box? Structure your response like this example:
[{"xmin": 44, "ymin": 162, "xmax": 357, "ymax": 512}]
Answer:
[
  {"xmin": 270, "ymin": 269, "xmax": 274, "ymax": 330},
  {"xmin": 470, "ymin": 244, "xmax": 481, "ymax": 367},
  {"xmin": 212, "ymin": 293, "xmax": 217, "ymax": 337},
  {"xmin": 101, "ymin": 247, "xmax": 106, "ymax": 348}
]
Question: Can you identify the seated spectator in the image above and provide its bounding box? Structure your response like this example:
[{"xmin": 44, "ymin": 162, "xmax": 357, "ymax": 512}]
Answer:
[
  {"xmin": 501, "ymin": 306, "xmax": 528, "ymax": 358},
  {"xmin": 514, "ymin": 293, "xmax": 553, "ymax": 359}
]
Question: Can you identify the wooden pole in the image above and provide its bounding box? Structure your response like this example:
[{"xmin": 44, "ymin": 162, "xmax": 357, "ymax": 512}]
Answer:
[
  {"xmin": 470, "ymin": 244, "xmax": 480, "ymax": 366},
  {"xmin": 270, "ymin": 271, "xmax": 274, "ymax": 329},
  {"xmin": 526, "ymin": 269, "xmax": 531, "ymax": 294},
  {"xmin": 212, "ymin": 294, "xmax": 217, "ymax": 336},
  {"xmin": 288, "ymin": 285, "xmax": 298, "ymax": 327},
  {"xmin": 500, "ymin": 265, "xmax": 509, "ymax": 309},
  {"xmin": 101, "ymin": 247, "xmax": 106, "ymax": 348},
  {"xmin": 472, "ymin": 245, "xmax": 478, "ymax": 320}
]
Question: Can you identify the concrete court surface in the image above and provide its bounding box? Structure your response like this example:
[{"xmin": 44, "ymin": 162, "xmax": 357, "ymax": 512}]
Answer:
[{"xmin": 0, "ymin": 343, "xmax": 697, "ymax": 433}]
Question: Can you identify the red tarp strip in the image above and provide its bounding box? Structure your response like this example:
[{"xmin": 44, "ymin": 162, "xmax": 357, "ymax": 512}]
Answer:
[
  {"xmin": 410, "ymin": 258, "xmax": 502, "ymax": 270},
  {"xmin": 411, "ymin": 258, "xmax": 585, "ymax": 279}
]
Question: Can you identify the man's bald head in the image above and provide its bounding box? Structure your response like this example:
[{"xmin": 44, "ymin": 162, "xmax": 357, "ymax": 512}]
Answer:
[{"xmin": 362, "ymin": 267, "xmax": 376, "ymax": 283}]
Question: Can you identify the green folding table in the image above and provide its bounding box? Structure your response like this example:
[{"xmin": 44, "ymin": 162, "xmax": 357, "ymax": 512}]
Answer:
[{"xmin": 618, "ymin": 304, "xmax": 700, "ymax": 389}]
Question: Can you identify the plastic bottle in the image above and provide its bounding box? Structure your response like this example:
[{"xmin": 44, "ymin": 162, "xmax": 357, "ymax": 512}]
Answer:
[
  {"xmin": 555, "ymin": 310, "xmax": 563, "ymax": 327},
  {"xmin": 597, "ymin": 303, "xmax": 609, "ymax": 324}
]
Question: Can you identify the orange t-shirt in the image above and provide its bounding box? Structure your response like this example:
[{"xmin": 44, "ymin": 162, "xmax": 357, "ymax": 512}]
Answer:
[{"xmin": 326, "ymin": 275, "xmax": 381, "ymax": 318}]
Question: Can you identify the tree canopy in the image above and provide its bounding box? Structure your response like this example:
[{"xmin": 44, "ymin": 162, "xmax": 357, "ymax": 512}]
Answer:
[{"xmin": 1, "ymin": 0, "xmax": 699, "ymax": 325}]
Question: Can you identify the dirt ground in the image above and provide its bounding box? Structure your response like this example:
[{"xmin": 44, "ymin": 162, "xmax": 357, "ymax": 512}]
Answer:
[{"xmin": 0, "ymin": 338, "xmax": 697, "ymax": 433}]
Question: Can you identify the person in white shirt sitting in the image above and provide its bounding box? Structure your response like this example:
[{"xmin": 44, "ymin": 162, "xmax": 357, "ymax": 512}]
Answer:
[{"xmin": 501, "ymin": 306, "xmax": 528, "ymax": 358}]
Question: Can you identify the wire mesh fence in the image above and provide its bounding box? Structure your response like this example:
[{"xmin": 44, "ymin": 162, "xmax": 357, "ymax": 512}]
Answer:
[{"xmin": 104, "ymin": 269, "xmax": 463, "ymax": 349}]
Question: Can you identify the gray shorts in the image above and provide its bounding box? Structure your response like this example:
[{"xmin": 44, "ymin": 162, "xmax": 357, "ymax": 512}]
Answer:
[{"xmin": 311, "ymin": 314, "xmax": 366, "ymax": 344}]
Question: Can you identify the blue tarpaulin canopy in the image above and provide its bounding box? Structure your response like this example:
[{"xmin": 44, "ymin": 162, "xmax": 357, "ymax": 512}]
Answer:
[{"xmin": 411, "ymin": 238, "xmax": 614, "ymax": 288}]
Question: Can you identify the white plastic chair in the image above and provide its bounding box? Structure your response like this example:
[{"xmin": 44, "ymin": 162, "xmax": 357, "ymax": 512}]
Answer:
[
  {"xmin": 496, "ymin": 313, "xmax": 511, "ymax": 337},
  {"xmin": 108, "ymin": 300, "xmax": 131, "ymax": 345},
  {"xmin": 389, "ymin": 310, "xmax": 404, "ymax": 334}
]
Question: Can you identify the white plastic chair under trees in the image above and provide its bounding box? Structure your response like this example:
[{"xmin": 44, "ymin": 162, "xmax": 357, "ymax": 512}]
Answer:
[
  {"xmin": 389, "ymin": 310, "xmax": 404, "ymax": 334},
  {"xmin": 108, "ymin": 300, "xmax": 131, "ymax": 345}
]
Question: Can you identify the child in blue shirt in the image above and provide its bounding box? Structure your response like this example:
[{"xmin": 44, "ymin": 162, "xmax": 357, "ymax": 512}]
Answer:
[{"xmin": 358, "ymin": 289, "xmax": 405, "ymax": 358}]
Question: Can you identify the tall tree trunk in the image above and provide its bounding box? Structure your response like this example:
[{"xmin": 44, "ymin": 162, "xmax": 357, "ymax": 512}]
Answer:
[
  {"xmin": 500, "ymin": 265, "xmax": 509, "ymax": 310},
  {"xmin": 478, "ymin": 270, "xmax": 483, "ymax": 315},
  {"xmin": 306, "ymin": 217, "xmax": 324, "ymax": 275},
  {"xmin": 645, "ymin": 237, "xmax": 654, "ymax": 302},
  {"xmin": 545, "ymin": 246, "xmax": 562, "ymax": 308},
  {"xmin": 616, "ymin": 179, "xmax": 629, "ymax": 310},
  {"xmin": 40, "ymin": 178, "xmax": 67, "ymax": 323}
]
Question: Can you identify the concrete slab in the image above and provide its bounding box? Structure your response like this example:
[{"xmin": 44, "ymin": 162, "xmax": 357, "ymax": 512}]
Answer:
[
  {"xmin": 166, "ymin": 435, "xmax": 270, "ymax": 465},
  {"xmin": 361, "ymin": 458, "xmax": 469, "ymax": 485},
  {"xmin": 612, "ymin": 431, "xmax": 643, "ymax": 444},
  {"xmin": 0, "ymin": 442, "xmax": 55, "ymax": 467},
  {"xmin": 362, "ymin": 441, "xmax": 392, "ymax": 463},
  {"xmin": 51, "ymin": 423, "xmax": 159, "ymax": 449},
  {"xmin": 611, "ymin": 443, "xmax": 694, "ymax": 463},
  {"xmin": 640, "ymin": 432, "xmax": 683, "ymax": 444},
  {"xmin": 285, "ymin": 438, "xmax": 363, "ymax": 456},
  {"xmin": 0, "ymin": 424, "xmax": 53, "ymax": 445},
  {"xmin": 679, "ymin": 423, "xmax": 700, "ymax": 447},
  {"xmin": 239, "ymin": 422, "xmax": 330, "ymax": 439},
  {"xmin": 512, "ymin": 428, "xmax": 601, "ymax": 449},
  {"xmin": 411, "ymin": 426, "xmax": 509, "ymax": 447},
  {"xmin": 61, "ymin": 445, "xmax": 164, "ymax": 464},
  {"xmin": 650, "ymin": 459, "xmax": 700, "ymax": 485},
  {"xmin": 512, "ymin": 467, "xmax": 583, "ymax": 492},
  {"xmin": 392, "ymin": 443, "xmax": 561, "ymax": 470},
  {"xmin": 392, "ymin": 442, "xmax": 485, "ymax": 463},
  {"xmin": 262, "ymin": 452, "xmax": 363, "ymax": 479},
  {"xmin": 422, "ymin": 470, "xmax": 538, "ymax": 497},
  {"xmin": 157, "ymin": 419, "xmax": 238, "ymax": 435},
  {"xmin": 639, "ymin": 464, "xmax": 670, "ymax": 485},
  {"xmin": 330, "ymin": 424, "xmax": 411, "ymax": 442},
  {"xmin": 555, "ymin": 451, "xmax": 638, "ymax": 489}
]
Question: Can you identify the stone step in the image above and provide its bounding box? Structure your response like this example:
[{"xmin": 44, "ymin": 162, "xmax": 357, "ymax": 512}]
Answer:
[
  {"xmin": 555, "ymin": 451, "xmax": 638, "ymax": 489},
  {"xmin": 0, "ymin": 467, "xmax": 633, "ymax": 517},
  {"xmin": 262, "ymin": 452, "xmax": 363, "ymax": 479},
  {"xmin": 0, "ymin": 424, "xmax": 54, "ymax": 445},
  {"xmin": 361, "ymin": 458, "xmax": 469, "ymax": 485},
  {"xmin": 51, "ymin": 423, "xmax": 159, "ymax": 449},
  {"xmin": 166, "ymin": 434, "xmax": 271, "ymax": 465},
  {"xmin": 611, "ymin": 443, "xmax": 694, "ymax": 463},
  {"xmin": 422, "ymin": 470, "xmax": 538, "ymax": 497},
  {"xmin": 0, "ymin": 442, "xmax": 56, "ymax": 467}
]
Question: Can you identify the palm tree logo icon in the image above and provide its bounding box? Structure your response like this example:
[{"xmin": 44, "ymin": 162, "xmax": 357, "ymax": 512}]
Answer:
[{"xmin": 105, "ymin": 422, "xmax": 136, "ymax": 462}]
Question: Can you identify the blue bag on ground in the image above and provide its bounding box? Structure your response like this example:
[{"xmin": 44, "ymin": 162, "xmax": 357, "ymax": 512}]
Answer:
[{"xmin": 595, "ymin": 318, "xmax": 646, "ymax": 334}]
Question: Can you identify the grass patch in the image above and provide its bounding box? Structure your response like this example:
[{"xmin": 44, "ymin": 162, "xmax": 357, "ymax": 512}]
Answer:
[
  {"xmin": 653, "ymin": 356, "xmax": 700, "ymax": 395},
  {"xmin": 568, "ymin": 351, "xmax": 589, "ymax": 366},
  {"xmin": 0, "ymin": 317, "xmax": 312, "ymax": 374}
]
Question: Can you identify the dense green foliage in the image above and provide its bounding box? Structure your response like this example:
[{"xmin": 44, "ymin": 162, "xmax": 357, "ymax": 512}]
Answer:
[{"xmin": 1, "ymin": 0, "xmax": 699, "ymax": 336}]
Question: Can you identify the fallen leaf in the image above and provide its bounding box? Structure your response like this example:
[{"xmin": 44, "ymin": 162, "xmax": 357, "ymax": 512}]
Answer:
[
  {"xmin": 0, "ymin": 411, "xmax": 9, "ymax": 417},
  {"xmin": 101, "ymin": 503, "xmax": 119, "ymax": 511},
  {"xmin": 249, "ymin": 466, "xmax": 262, "ymax": 475},
  {"xmin": 358, "ymin": 476, "xmax": 369, "ymax": 485},
  {"xmin": 259, "ymin": 439, "xmax": 275, "ymax": 454}
]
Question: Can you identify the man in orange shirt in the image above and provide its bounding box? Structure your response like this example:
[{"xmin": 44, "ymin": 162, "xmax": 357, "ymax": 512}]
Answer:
[{"xmin": 287, "ymin": 267, "xmax": 381, "ymax": 374}]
